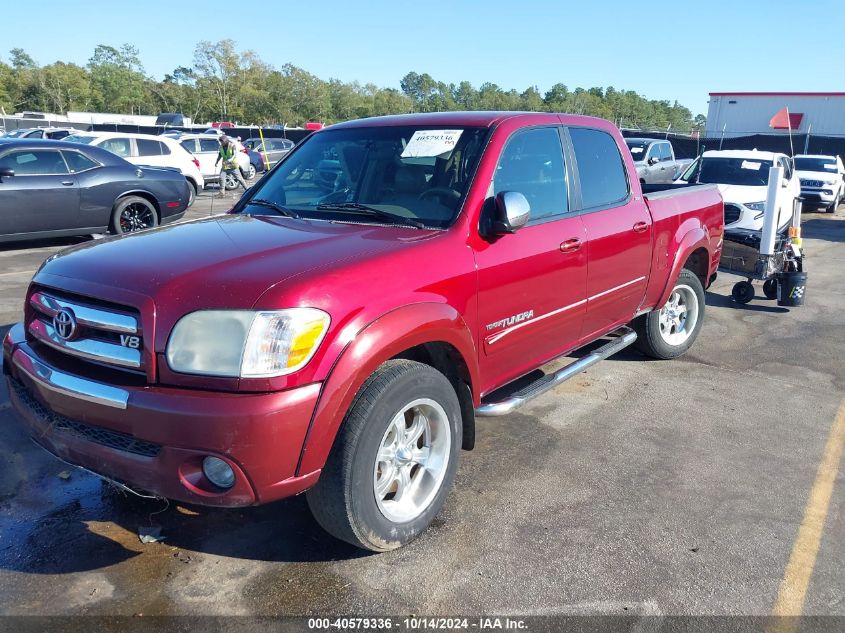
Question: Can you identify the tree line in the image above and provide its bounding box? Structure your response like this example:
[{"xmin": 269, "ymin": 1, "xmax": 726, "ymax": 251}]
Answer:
[{"xmin": 0, "ymin": 40, "xmax": 705, "ymax": 131}]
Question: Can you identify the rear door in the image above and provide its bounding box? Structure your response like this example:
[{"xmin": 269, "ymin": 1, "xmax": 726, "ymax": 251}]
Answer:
[
  {"xmin": 0, "ymin": 147, "xmax": 80, "ymax": 235},
  {"xmin": 196, "ymin": 138, "xmax": 221, "ymax": 179},
  {"xmin": 136, "ymin": 138, "xmax": 168, "ymax": 169},
  {"xmin": 567, "ymin": 126, "xmax": 652, "ymax": 342},
  {"xmin": 474, "ymin": 125, "xmax": 587, "ymax": 389}
]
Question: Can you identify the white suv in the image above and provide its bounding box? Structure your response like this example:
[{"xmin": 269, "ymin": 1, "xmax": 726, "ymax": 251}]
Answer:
[
  {"xmin": 794, "ymin": 154, "xmax": 845, "ymax": 213},
  {"xmin": 678, "ymin": 149, "xmax": 800, "ymax": 231},
  {"xmin": 63, "ymin": 131, "xmax": 205, "ymax": 205},
  {"xmin": 174, "ymin": 133, "xmax": 251, "ymax": 186}
]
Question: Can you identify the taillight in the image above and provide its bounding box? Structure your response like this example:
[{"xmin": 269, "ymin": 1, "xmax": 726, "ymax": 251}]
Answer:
[{"xmin": 192, "ymin": 158, "xmax": 200, "ymax": 169}]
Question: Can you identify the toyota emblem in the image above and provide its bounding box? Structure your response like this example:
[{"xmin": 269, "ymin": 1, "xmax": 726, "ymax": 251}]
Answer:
[{"xmin": 53, "ymin": 308, "xmax": 77, "ymax": 340}]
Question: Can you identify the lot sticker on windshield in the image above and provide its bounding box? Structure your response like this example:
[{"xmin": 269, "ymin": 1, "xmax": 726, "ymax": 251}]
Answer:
[
  {"xmin": 741, "ymin": 160, "xmax": 762, "ymax": 170},
  {"xmin": 401, "ymin": 130, "xmax": 464, "ymax": 158},
  {"xmin": 629, "ymin": 147, "xmax": 644, "ymax": 154}
]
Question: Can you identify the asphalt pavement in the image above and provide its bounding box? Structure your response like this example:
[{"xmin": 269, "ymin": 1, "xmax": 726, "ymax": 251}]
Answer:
[{"xmin": 0, "ymin": 194, "xmax": 843, "ymax": 620}]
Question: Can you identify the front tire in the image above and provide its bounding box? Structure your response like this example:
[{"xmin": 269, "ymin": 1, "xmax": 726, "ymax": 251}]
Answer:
[
  {"xmin": 307, "ymin": 360, "xmax": 462, "ymax": 552},
  {"xmin": 634, "ymin": 268, "xmax": 705, "ymax": 360},
  {"xmin": 243, "ymin": 164, "xmax": 256, "ymax": 180},
  {"xmin": 110, "ymin": 196, "xmax": 159, "ymax": 235}
]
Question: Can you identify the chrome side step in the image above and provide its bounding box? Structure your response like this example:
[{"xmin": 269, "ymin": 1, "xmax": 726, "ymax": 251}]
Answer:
[{"xmin": 475, "ymin": 327, "xmax": 637, "ymax": 417}]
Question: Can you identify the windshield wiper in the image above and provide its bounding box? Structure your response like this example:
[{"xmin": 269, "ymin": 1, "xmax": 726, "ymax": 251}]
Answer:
[
  {"xmin": 315, "ymin": 202, "xmax": 428, "ymax": 229},
  {"xmin": 249, "ymin": 199, "xmax": 300, "ymax": 219}
]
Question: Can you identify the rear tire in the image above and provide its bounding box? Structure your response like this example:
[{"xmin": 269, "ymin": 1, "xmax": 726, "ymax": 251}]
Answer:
[
  {"xmin": 307, "ymin": 360, "xmax": 461, "ymax": 552},
  {"xmin": 110, "ymin": 196, "xmax": 158, "ymax": 235},
  {"xmin": 634, "ymin": 269, "xmax": 705, "ymax": 360},
  {"xmin": 186, "ymin": 180, "xmax": 197, "ymax": 207},
  {"xmin": 244, "ymin": 164, "xmax": 256, "ymax": 180}
]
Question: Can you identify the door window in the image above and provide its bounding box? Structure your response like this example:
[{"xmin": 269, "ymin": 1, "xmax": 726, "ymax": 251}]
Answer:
[
  {"xmin": 199, "ymin": 138, "xmax": 219, "ymax": 153},
  {"xmin": 137, "ymin": 139, "xmax": 163, "ymax": 156},
  {"xmin": 659, "ymin": 143, "xmax": 672, "ymax": 161},
  {"xmin": 61, "ymin": 151, "xmax": 98, "ymax": 173},
  {"xmin": 0, "ymin": 149, "xmax": 68, "ymax": 175},
  {"xmin": 569, "ymin": 127, "xmax": 629, "ymax": 209},
  {"xmin": 493, "ymin": 127, "xmax": 568, "ymax": 221},
  {"xmin": 101, "ymin": 137, "xmax": 132, "ymax": 157}
]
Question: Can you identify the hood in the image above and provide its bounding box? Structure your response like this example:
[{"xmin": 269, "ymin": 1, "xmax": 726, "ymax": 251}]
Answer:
[
  {"xmin": 714, "ymin": 183, "xmax": 767, "ymax": 205},
  {"xmin": 36, "ymin": 215, "xmax": 437, "ymax": 310},
  {"xmin": 796, "ymin": 169, "xmax": 840, "ymax": 182}
]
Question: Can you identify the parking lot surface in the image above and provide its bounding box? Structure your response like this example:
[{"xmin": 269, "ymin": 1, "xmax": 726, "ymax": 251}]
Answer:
[{"xmin": 0, "ymin": 194, "xmax": 843, "ymax": 618}]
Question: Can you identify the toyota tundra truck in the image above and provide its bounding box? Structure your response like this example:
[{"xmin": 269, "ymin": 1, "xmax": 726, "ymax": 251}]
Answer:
[{"xmin": 3, "ymin": 112, "xmax": 723, "ymax": 551}]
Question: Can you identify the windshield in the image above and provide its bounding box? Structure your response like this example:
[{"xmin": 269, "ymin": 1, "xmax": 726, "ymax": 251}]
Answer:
[
  {"xmin": 3, "ymin": 129, "xmax": 30, "ymax": 138},
  {"xmin": 243, "ymin": 125, "xmax": 490, "ymax": 229},
  {"xmin": 64, "ymin": 134, "xmax": 96, "ymax": 144},
  {"xmin": 795, "ymin": 157, "xmax": 837, "ymax": 173},
  {"xmin": 683, "ymin": 157, "xmax": 773, "ymax": 186},
  {"xmin": 625, "ymin": 141, "xmax": 649, "ymax": 161}
]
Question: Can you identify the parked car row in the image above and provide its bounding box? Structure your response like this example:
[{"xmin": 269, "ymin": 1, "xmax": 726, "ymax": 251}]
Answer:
[
  {"xmin": 63, "ymin": 131, "xmax": 205, "ymax": 206},
  {"xmin": 624, "ymin": 138, "xmax": 692, "ymax": 184}
]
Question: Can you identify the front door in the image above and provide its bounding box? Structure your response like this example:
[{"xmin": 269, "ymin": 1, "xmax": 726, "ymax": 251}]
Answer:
[
  {"xmin": 0, "ymin": 148, "xmax": 80, "ymax": 236},
  {"xmin": 474, "ymin": 126, "xmax": 588, "ymax": 392},
  {"xmin": 567, "ymin": 127, "xmax": 652, "ymax": 342}
]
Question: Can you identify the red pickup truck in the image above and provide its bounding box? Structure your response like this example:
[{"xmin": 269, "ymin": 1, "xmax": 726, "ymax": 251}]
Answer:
[{"xmin": 3, "ymin": 112, "xmax": 723, "ymax": 551}]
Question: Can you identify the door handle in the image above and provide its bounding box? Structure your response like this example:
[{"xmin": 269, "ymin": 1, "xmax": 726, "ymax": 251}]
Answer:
[
  {"xmin": 560, "ymin": 238, "xmax": 582, "ymax": 253},
  {"xmin": 633, "ymin": 221, "xmax": 649, "ymax": 233},
  {"xmin": 61, "ymin": 181, "xmax": 74, "ymax": 186}
]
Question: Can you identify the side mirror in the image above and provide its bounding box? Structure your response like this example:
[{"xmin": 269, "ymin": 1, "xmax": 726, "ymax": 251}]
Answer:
[
  {"xmin": 0, "ymin": 166, "xmax": 14, "ymax": 179},
  {"xmin": 648, "ymin": 156, "xmax": 660, "ymax": 166},
  {"xmin": 492, "ymin": 191, "xmax": 530, "ymax": 235}
]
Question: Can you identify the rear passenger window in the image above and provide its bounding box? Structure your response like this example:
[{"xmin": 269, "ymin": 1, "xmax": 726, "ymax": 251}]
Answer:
[
  {"xmin": 137, "ymin": 139, "xmax": 163, "ymax": 156},
  {"xmin": 199, "ymin": 139, "xmax": 219, "ymax": 152},
  {"xmin": 569, "ymin": 128, "xmax": 629, "ymax": 209},
  {"xmin": 493, "ymin": 127, "xmax": 568, "ymax": 221},
  {"xmin": 62, "ymin": 151, "xmax": 98, "ymax": 173}
]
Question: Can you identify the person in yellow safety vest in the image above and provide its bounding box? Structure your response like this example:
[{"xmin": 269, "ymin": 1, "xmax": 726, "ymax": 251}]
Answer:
[{"xmin": 215, "ymin": 135, "xmax": 248, "ymax": 197}]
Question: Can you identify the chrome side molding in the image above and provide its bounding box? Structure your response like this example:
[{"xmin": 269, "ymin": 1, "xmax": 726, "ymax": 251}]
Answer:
[
  {"xmin": 476, "ymin": 327, "xmax": 637, "ymax": 417},
  {"xmin": 12, "ymin": 347, "xmax": 129, "ymax": 410}
]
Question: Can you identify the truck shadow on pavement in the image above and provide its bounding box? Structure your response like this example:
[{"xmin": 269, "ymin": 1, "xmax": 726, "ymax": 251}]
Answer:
[
  {"xmin": 0, "ymin": 471, "xmax": 368, "ymax": 575},
  {"xmin": 801, "ymin": 216, "xmax": 845, "ymax": 243}
]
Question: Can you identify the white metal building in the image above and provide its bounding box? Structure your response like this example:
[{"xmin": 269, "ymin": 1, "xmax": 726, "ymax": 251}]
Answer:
[{"xmin": 706, "ymin": 92, "xmax": 845, "ymax": 138}]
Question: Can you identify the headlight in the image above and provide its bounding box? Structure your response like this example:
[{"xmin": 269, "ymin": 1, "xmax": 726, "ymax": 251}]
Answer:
[
  {"xmin": 744, "ymin": 201, "xmax": 766, "ymax": 212},
  {"xmin": 825, "ymin": 180, "xmax": 837, "ymax": 186},
  {"xmin": 166, "ymin": 308, "xmax": 330, "ymax": 378}
]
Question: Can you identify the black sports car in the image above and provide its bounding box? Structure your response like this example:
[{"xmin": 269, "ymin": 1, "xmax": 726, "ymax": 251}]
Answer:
[{"xmin": 0, "ymin": 139, "xmax": 190, "ymax": 243}]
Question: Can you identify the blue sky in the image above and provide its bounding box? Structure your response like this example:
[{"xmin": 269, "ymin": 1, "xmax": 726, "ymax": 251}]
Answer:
[{"xmin": 5, "ymin": 0, "xmax": 844, "ymax": 116}]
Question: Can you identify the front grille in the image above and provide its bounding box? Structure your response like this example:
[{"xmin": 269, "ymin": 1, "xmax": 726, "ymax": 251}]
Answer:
[
  {"xmin": 27, "ymin": 289, "xmax": 144, "ymax": 373},
  {"xmin": 801, "ymin": 179, "xmax": 823, "ymax": 187},
  {"xmin": 724, "ymin": 204, "xmax": 741, "ymax": 225},
  {"xmin": 10, "ymin": 378, "xmax": 161, "ymax": 458}
]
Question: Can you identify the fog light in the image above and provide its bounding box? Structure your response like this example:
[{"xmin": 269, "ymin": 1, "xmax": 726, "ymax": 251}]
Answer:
[{"xmin": 202, "ymin": 456, "xmax": 235, "ymax": 489}]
